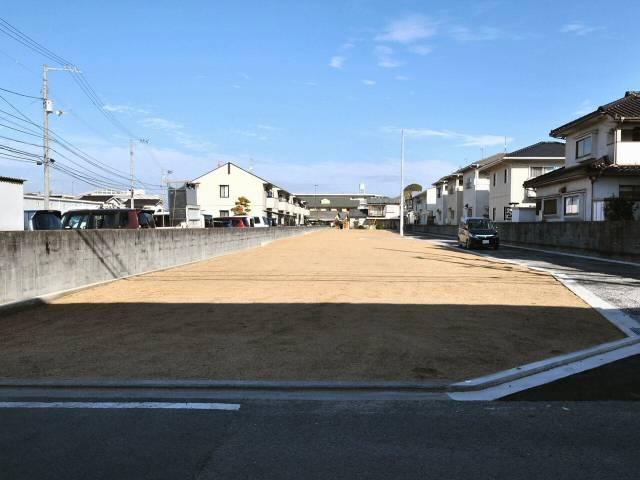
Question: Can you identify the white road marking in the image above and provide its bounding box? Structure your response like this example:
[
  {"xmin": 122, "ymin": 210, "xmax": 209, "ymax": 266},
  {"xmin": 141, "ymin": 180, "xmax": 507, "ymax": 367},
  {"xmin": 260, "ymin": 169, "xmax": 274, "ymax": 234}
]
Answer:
[
  {"xmin": 0, "ymin": 401, "xmax": 241, "ymax": 410},
  {"xmin": 449, "ymin": 341, "xmax": 640, "ymax": 401}
]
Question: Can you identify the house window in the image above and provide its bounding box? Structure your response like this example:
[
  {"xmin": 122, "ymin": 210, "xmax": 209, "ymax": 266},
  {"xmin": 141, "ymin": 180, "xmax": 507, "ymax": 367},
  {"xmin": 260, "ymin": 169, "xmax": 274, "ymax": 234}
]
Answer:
[
  {"xmin": 467, "ymin": 207, "xmax": 473, "ymax": 217},
  {"xmin": 492, "ymin": 207, "xmax": 496, "ymax": 221},
  {"xmin": 543, "ymin": 198, "xmax": 558, "ymax": 215},
  {"xmin": 458, "ymin": 177, "xmax": 463, "ymax": 186},
  {"xmin": 529, "ymin": 166, "xmax": 556, "ymax": 178},
  {"xmin": 576, "ymin": 136, "xmax": 592, "ymax": 158},
  {"xmin": 535, "ymin": 199, "xmax": 542, "ymax": 216},
  {"xmin": 504, "ymin": 169, "xmax": 508, "ymax": 183},
  {"xmin": 436, "ymin": 187, "xmax": 441, "ymax": 198},
  {"xmin": 620, "ymin": 185, "xmax": 640, "ymax": 201},
  {"xmin": 493, "ymin": 173, "xmax": 496, "ymax": 187},
  {"xmin": 564, "ymin": 195, "xmax": 580, "ymax": 216},
  {"xmin": 621, "ymin": 128, "xmax": 640, "ymax": 142},
  {"xmin": 219, "ymin": 185, "xmax": 229, "ymax": 198},
  {"xmin": 219, "ymin": 210, "xmax": 229, "ymax": 217}
]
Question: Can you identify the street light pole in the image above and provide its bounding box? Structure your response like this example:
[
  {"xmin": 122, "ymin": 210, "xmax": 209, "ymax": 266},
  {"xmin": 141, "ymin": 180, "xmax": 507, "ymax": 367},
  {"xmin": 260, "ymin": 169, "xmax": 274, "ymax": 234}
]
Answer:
[{"xmin": 400, "ymin": 129, "xmax": 405, "ymax": 237}]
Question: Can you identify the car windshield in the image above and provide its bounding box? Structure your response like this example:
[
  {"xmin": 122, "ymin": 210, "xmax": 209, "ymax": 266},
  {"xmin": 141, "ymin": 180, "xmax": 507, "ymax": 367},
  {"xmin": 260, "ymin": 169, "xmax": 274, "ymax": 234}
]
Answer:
[
  {"xmin": 467, "ymin": 219, "xmax": 494, "ymax": 230},
  {"xmin": 32, "ymin": 213, "xmax": 62, "ymax": 230}
]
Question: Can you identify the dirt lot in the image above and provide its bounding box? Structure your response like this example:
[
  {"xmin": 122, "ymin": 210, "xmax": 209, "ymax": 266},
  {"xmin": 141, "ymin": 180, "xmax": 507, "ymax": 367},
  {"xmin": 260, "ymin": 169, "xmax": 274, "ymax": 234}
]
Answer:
[{"xmin": 0, "ymin": 229, "xmax": 623, "ymax": 381}]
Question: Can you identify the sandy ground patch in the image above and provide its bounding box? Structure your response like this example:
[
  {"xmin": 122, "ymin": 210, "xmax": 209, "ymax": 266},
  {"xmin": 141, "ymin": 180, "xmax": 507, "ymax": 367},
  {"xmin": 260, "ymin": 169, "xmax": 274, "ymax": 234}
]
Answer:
[{"xmin": 0, "ymin": 229, "xmax": 623, "ymax": 381}]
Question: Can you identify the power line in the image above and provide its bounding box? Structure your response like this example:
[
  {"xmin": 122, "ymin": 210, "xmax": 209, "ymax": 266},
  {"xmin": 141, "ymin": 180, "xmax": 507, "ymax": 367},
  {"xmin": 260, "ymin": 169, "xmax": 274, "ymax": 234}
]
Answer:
[{"xmin": 0, "ymin": 85, "xmax": 42, "ymax": 99}]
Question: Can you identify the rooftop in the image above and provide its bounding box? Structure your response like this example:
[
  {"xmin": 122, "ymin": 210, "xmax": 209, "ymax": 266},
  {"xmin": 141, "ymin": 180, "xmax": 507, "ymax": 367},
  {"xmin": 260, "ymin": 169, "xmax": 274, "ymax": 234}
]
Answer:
[
  {"xmin": 551, "ymin": 91, "xmax": 640, "ymax": 138},
  {"xmin": 0, "ymin": 175, "xmax": 26, "ymax": 184}
]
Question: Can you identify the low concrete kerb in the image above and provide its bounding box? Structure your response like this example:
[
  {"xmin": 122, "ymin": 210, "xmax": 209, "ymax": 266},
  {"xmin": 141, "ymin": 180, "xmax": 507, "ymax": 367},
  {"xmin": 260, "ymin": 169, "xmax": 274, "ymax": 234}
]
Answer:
[{"xmin": 1, "ymin": 336, "xmax": 638, "ymax": 394}]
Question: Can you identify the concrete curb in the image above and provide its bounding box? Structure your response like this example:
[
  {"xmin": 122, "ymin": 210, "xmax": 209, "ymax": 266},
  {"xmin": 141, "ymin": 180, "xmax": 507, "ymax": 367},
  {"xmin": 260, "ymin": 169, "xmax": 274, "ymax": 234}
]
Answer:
[{"xmin": 1, "ymin": 337, "xmax": 638, "ymax": 394}]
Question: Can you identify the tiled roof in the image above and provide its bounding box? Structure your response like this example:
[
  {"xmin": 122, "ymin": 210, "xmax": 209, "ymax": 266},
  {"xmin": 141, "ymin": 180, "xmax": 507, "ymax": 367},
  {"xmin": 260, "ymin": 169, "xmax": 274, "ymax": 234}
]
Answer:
[
  {"xmin": 523, "ymin": 156, "xmax": 640, "ymax": 188},
  {"xmin": 0, "ymin": 175, "xmax": 26, "ymax": 184},
  {"xmin": 456, "ymin": 153, "xmax": 505, "ymax": 173},
  {"xmin": 551, "ymin": 91, "xmax": 640, "ymax": 138},
  {"xmin": 504, "ymin": 141, "xmax": 565, "ymax": 158}
]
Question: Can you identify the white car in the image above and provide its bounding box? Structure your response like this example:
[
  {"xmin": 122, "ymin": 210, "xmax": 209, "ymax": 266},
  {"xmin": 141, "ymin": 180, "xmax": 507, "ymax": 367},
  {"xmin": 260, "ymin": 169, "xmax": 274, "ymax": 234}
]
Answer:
[{"xmin": 252, "ymin": 216, "xmax": 271, "ymax": 227}]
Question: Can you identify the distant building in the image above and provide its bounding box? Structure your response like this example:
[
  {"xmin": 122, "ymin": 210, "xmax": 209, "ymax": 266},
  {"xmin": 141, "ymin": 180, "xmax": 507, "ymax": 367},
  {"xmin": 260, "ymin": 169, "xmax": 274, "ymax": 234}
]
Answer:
[
  {"xmin": 410, "ymin": 188, "xmax": 437, "ymax": 224},
  {"xmin": 432, "ymin": 173, "xmax": 463, "ymax": 225},
  {"xmin": 479, "ymin": 142, "xmax": 565, "ymax": 222},
  {"xmin": 192, "ymin": 162, "xmax": 309, "ymax": 226},
  {"xmin": 23, "ymin": 193, "xmax": 102, "ymax": 213},
  {"xmin": 295, "ymin": 192, "xmax": 379, "ymax": 224},
  {"xmin": 78, "ymin": 189, "xmax": 163, "ymax": 212},
  {"xmin": 0, "ymin": 176, "xmax": 25, "ymax": 231},
  {"xmin": 458, "ymin": 153, "xmax": 504, "ymax": 219},
  {"xmin": 525, "ymin": 91, "xmax": 640, "ymax": 221}
]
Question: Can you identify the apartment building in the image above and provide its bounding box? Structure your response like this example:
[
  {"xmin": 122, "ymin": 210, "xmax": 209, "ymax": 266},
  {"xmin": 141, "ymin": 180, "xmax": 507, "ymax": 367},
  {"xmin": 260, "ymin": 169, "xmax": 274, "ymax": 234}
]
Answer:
[
  {"xmin": 410, "ymin": 187, "xmax": 437, "ymax": 224},
  {"xmin": 193, "ymin": 162, "xmax": 309, "ymax": 225},
  {"xmin": 524, "ymin": 91, "xmax": 640, "ymax": 221},
  {"xmin": 479, "ymin": 142, "xmax": 565, "ymax": 222}
]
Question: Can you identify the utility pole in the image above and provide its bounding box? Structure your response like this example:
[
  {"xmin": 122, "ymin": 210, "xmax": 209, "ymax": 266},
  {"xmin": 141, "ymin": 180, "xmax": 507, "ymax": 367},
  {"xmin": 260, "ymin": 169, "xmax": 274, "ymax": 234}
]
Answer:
[
  {"xmin": 400, "ymin": 129, "xmax": 405, "ymax": 237},
  {"xmin": 42, "ymin": 64, "xmax": 81, "ymax": 208},
  {"xmin": 129, "ymin": 138, "xmax": 149, "ymax": 208},
  {"xmin": 42, "ymin": 64, "xmax": 50, "ymax": 209}
]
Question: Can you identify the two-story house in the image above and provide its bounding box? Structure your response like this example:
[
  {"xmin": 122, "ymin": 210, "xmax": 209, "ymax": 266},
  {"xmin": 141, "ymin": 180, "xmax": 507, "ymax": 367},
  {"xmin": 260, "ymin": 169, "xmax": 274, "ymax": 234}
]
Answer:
[
  {"xmin": 458, "ymin": 153, "xmax": 504, "ymax": 219},
  {"xmin": 432, "ymin": 173, "xmax": 463, "ymax": 224},
  {"xmin": 193, "ymin": 162, "xmax": 309, "ymax": 225},
  {"xmin": 410, "ymin": 187, "xmax": 437, "ymax": 224},
  {"xmin": 524, "ymin": 91, "xmax": 640, "ymax": 221},
  {"xmin": 479, "ymin": 142, "xmax": 565, "ymax": 222}
]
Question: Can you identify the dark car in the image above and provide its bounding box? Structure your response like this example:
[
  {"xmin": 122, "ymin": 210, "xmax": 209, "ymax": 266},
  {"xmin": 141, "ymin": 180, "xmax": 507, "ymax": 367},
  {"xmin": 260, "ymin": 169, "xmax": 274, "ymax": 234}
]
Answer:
[
  {"xmin": 24, "ymin": 210, "xmax": 62, "ymax": 230},
  {"xmin": 61, "ymin": 209, "xmax": 156, "ymax": 230},
  {"xmin": 211, "ymin": 216, "xmax": 251, "ymax": 228},
  {"xmin": 458, "ymin": 217, "xmax": 499, "ymax": 250}
]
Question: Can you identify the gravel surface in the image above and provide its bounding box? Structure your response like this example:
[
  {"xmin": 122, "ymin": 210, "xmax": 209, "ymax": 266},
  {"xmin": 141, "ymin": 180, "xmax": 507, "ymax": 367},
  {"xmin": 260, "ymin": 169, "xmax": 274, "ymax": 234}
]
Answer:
[{"xmin": 0, "ymin": 229, "xmax": 622, "ymax": 381}]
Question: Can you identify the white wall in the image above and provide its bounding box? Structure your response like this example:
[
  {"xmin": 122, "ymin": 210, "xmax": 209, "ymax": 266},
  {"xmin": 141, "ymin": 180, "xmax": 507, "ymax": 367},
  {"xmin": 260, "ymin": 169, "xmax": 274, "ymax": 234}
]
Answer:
[
  {"xmin": 564, "ymin": 118, "xmax": 615, "ymax": 168},
  {"xmin": 0, "ymin": 180, "xmax": 24, "ymax": 231},
  {"xmin": 23, "ymin": 195, "xmax": 102, "ymax": 213}
]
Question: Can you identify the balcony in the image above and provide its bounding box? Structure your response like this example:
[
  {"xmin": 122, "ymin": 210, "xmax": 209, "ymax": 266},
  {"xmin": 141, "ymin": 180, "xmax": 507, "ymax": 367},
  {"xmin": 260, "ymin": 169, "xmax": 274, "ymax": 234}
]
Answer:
[
  {"xmin": 278, "ymin": 200, "xmax": 289, "ymax": 211},
  {"xmin": 266, "ymin": 197, "xmax": 278, "ymax": 209}
]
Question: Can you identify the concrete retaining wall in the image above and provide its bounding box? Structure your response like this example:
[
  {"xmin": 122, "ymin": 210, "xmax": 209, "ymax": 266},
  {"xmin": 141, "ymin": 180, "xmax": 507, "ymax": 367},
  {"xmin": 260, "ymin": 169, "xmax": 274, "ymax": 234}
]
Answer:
[
  {"xmin": 0, "ymin": 227, "xmax": 323, "ymax": 305},
  {"xmin": 408, "ymin": 222, "xmax": 640, "ymax": 257}
]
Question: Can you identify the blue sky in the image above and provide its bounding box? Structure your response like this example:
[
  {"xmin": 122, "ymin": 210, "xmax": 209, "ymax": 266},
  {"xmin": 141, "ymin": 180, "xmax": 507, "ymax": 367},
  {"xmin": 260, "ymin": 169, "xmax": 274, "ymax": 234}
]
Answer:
[{"xmin": 1, "ymin": 0, "xmax": 639, "ymax": 196}]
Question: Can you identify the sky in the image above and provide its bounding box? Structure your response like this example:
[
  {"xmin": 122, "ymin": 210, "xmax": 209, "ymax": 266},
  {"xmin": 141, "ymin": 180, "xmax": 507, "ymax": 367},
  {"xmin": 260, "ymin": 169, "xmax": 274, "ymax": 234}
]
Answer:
[{"xmin": 1, "ymin": 0, "xmax": 640, "ymax": 196}]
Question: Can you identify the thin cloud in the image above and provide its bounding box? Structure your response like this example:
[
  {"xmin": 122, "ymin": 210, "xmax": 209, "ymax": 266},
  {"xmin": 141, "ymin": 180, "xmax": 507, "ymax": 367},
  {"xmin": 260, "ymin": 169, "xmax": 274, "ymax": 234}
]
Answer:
[
  {"xmin": 376, "ymin": 14, "xmax": 438, "ymax": 44},
  {"xmin": 382, "ymin": 126, "xmax": 512, "ymax": 147},
  {"xmin": 104, "ymin": 104, "xmax": 150, "ymax": 115},
  {"xmin": 394, "ymin": 75, "xmax": 410, "ymax": 81},
  {"xmin": 448, "ymin": 25, "xmax": 501, "ymax": 42},
  {"xmin": 560, "ymin": 22, "xmax": 603, "ymax": 36},
  {"xmin": 375, "ymin": 45, "xmax": 403, "ymax": 68},
  {"xmin": 139, "ymin": 117, "xmax": 214, "ymax": 152},
  {"xmin": 329, "ymin": 55, "xmax": 346, "ymax": 69},
  {"xmin": 362, "ymin": 79, "xmax": 376, "ymax": 86},
  {"xmin": 408, "ymin": 45, "xmax": 433, "ymax": 55},
  {"xmin": 575, "ymin": 99, "xmax": 594, "ymax": 116}
]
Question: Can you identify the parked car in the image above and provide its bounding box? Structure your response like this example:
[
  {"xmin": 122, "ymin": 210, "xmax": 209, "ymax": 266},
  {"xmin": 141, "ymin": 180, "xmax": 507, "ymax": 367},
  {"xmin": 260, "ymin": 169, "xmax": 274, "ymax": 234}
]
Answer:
[
  {"xmin": 458, "ymin": 217, "xmax": 499, "ymax": 250},
  {"xmin": 61, "ymin": 209, "xmax": 156, "ymax": 230},
  {"xmin": 24, "ymin": 210, "xmax": 63, "ymax": 230},
  {"xmin": 252, "ymin": 216, "xmax": 270, "ymax": 228},
  {"xmin": 211, "ymin": 216, "xmax": 251, "ymax": 228}
]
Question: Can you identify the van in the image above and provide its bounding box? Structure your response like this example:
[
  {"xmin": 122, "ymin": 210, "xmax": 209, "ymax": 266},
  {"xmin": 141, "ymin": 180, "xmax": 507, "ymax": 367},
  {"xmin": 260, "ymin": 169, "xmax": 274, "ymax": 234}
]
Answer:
[
  {"xmin": 24, "ymin": 210, "xmax": 62, "ymax": 230},
  {"xmin": 61, "ymin": 209, "xmax": 156, "ymax": 230},
  {"xmin": 252, "ymin": 216, "xmax": 270, "ymax": 228}
]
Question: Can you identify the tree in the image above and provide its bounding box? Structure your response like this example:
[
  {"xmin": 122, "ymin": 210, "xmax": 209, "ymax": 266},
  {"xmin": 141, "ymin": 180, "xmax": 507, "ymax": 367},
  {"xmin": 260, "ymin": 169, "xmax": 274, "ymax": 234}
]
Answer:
[
  {"xmin": 403, "ymin": 183, "xmax": 422, "ymax": 201},
  {"xmin": 231, "ymin": 196, "xmax": 252, "ymax": 216},
  {"xmin": 604, "ymin": 196, "xmax": 636, "ymax": 221}
]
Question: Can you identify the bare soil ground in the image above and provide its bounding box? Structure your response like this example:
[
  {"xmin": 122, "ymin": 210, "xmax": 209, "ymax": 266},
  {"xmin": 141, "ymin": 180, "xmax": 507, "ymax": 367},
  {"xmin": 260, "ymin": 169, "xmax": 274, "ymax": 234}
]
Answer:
[{"xmin": 0, "ymin": 229, "xmax": 623, "ymax": 381}]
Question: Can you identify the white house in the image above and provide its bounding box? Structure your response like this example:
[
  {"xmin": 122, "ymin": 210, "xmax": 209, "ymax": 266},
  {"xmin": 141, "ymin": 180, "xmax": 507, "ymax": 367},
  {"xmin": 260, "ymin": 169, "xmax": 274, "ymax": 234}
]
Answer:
[
  {"xmin": 458, "ymin": 153, "xmax": 503, "ymax": 219},
  {"xmin": 410, "ymin": 187, "xmax": 437, "ymax": 224},
  {"xmin": 433, "ymin": 173, "xmax": 463, "ymax": 225},
  {"xmin": 479, "ymin": 142, "xmax": 565, "ymax": 222},
  {"xmin": 524, "ymin": 91, "xmax": 640, "ymax": 221},
  {"xmin": 193, "ymin": 162, "xmax": 309, "ymax": 225},
  {"xmin": 0, "ymin": 176, "xmax": 25, "ymax": 231}
]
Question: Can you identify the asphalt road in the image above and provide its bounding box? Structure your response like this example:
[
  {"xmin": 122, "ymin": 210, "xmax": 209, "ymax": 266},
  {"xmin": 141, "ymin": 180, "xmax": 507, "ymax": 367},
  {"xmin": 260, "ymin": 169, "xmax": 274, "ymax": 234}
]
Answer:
[
  {"xmin": 1, "ymin": 398, "xmax": 639, "ymax": 480},
  {"xmin": 408, "ymin": 233, "xmax": 640, "ymax": 328}
]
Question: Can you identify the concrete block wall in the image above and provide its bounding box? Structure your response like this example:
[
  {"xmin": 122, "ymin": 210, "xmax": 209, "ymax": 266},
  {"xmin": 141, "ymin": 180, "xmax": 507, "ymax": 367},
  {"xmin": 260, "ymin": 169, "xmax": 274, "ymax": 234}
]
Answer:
[
  {"xmin": 407, "ymin": 222, "xmax": 640, "ymax": 257},
  {"xmin": 0, "ymin": 227, "xmax": 323, "ymax": 305}
]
